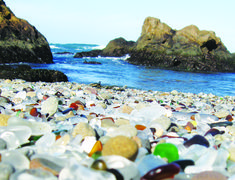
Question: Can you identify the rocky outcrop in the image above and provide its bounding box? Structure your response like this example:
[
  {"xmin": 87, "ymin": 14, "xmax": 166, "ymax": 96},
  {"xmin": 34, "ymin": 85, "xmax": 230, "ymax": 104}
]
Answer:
[
  {"xmin": 75, "ymin": 17, "xmax": 235, "ymax": 72},
  {"xmin": 0, "ymin": 65, "xmax": 68, "ymax": 82},
  {"xmin": 74, "ymin": 38, "xmax": 135, "ymax": 58},
  {"xmin": 0, "ymin": 0, "xmax": 53, "ymax": 64},
  {"xmin": 102, "ymin": 37, "xmax": 136, "ymax": 57},
  {"xmin": 129, "ymin": 17, "xmax": 235, "ymax": 72}
]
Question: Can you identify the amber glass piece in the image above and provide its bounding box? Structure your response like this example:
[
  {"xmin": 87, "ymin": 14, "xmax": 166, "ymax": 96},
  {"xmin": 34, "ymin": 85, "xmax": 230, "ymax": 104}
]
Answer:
[
  {"xmin": 184, "ymin": 122, "xmax": 194, "ymax": 132},
  {"xmin": 30, "ymin": 108, "xmax": 39, "ymax": 117},
  {"xmin": 135, "ymin": 124, "xmax": 147, "ymax": 130},
  {"xmin": 226, "ymin": 115, "xmax": 233, "ymax": 122},
  {"xmin": 88, "ymin": 140, "xmax": 102, "ymax": 157},
  {"xmin": 56, "ymin": 135, "xmax": 61, "ymax": 140}
]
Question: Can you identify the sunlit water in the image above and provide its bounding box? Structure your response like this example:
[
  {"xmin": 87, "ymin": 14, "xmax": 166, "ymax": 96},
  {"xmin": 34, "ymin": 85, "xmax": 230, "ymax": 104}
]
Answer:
[{"xmin": 31, "ymin": 44, "xmax": 235, "ymax": 97}]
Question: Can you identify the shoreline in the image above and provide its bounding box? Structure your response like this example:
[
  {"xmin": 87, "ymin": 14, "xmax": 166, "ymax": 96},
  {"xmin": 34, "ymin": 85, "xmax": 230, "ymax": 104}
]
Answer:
[{"xmin": 0, "ymin": 78, "xmax": 234, "ymax": 179}]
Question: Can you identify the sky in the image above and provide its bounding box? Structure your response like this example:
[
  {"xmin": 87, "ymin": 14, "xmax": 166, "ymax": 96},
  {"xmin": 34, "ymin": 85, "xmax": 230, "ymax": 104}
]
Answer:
[{"xmin": 4, "ymin": 0, "xmax": 235, "ymax": 52}]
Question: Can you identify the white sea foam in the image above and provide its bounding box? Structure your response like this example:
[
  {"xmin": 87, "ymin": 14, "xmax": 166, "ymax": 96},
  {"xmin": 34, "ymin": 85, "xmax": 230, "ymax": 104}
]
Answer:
[
  {"xmin": 92, "ymin": 45, "xmax": 106, "ymax": 50},
  {"xmin": 50, "ymin": 45, "xmax": 60, "ymax": 49}
]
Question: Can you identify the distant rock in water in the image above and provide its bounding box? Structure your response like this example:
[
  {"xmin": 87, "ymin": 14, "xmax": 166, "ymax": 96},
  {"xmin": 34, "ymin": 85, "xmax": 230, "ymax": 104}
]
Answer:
[
  {"xmin": 0, "ymin": 0, "xmax": 53, "ymax": 64},
  {"xmin": 74, "ymin": 50, "xmax": 103, "ymax": 58},
  {"xmin": 74, "ymin": 38, "xmax": 135, "ymax": 58},
  {"xmin": 55, "ymin": 52, "xmax": 73, "ymax": 55},
  {"xmin": 0, "ymin": 65, "xmax": 68, "ymax": 82},
  {"xmin": 75, "ymin": 17, "xmax": 235, "ymax": 72},
  {"xmin": 83, "ymin": 60, "xmax": 101, "ymax": 64}
]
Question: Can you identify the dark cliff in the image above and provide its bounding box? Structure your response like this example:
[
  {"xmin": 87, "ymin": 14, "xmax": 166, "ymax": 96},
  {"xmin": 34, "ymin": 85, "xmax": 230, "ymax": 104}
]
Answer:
[{"xmin": 0, "ymin": 0, "xmax": 53, "ymax": 64}]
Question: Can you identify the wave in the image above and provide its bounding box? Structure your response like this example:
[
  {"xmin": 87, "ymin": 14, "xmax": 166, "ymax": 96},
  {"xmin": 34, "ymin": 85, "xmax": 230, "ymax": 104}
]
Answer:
[
  {"xmin": 50, "ymin": 45, "xmax": 60, "ymax": 49},
  {"xmin": 82, "ymin": 54, "xmax": 130, "ymax": 61},
  {"xmin": 91, "ymin": 45, "xmax": 106, "ymax": 50}
]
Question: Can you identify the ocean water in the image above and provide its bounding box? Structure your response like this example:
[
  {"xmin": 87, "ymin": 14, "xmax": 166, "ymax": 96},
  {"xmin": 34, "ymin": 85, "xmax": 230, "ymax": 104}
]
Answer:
[{"xmin": 31, "ymin": 43, "xmax": 235, "ymax": 97}]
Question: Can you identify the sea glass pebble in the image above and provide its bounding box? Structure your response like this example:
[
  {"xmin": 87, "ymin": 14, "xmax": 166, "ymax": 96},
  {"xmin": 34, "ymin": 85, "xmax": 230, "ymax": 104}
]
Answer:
[
  {"xmin": 41, "ymin": 96, "xmax": 58, "ymax": 116},
  {"xmin": 153, "ymin": 143, "xmax": 179, "ymax": 163},
  {"xmin": 0, "ymin": 162, "xmax": 15, "ymax": 180},
  {"xmin": 183, "ymin": 135, "xmax": 210, "ymax": 148},
  {"xmin": 30, "ymin": 158, "xmax": 63, "ymax": 176},
  {"xmin": 208, "ymin": 121, "xmax": 233, "ymax": 128},
  {"xmin": 10, "ymin": 169, "xmax": 57, "ymax": 180},
  {"xmin": 192, "ymin": 170, "xmax": 227, "ymax": 180},
  {"xmin": 91, "ymin": 159, "xmax": 107, "ymax": 170},
  {"xmin": 204, "ymin": 128, "xmax": 224, "ymax": 136},
  {"xmin": 72, "ymin": 122, "xmax": 96, "ymax": 138},
  {"xmin": 141, "ymin": 163, "xmax": 180, "ymax": 180},
  {"xmin": 173, "ymin": 159, "xmax": 195, "ymax": 171},
  {"xmin": 106, "ymin": 169, "xmax": 124, "ymax": 180},
  {"xmin": 0, "ymin": 138, "xmax": 7, "ymax": 149}
]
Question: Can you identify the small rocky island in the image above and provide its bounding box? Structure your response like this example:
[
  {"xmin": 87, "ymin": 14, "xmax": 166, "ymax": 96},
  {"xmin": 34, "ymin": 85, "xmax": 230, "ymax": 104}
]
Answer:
[
  {"xmin": 75, "ymin": 17, "xmax": 235, "ymax": 72},
  {"xmin": 0, "ymin": 0, "xmax": 68, "ymax": 82}
]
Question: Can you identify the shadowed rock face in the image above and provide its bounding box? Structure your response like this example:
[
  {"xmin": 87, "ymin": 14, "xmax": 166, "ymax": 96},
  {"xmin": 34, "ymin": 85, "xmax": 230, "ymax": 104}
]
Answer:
[
  {"xmin": 75, "ymin": 17, "xmax": 235, "ymax": 72},
  {"xmin": 0, "ymin": 65, "xmax": 68, "ymax": 82},
  {"xmin": 0, "ymin": 0, "xmax": 53, "ymax": 64}
]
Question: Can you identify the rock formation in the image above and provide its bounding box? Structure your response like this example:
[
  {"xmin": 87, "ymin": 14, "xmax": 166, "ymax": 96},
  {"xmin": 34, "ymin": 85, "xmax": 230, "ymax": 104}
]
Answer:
[
  {"xmin": 0, "ymin": 0, "xmax": 53, "ymax": 64},
  {"xmin": 0, "ymin": 65, "xmax": 68, "ymax": 82},
  {"xmin": 75, "ymin": 17, "xmax": 235, "ymax": 72},
  {"xmin": 130, "ymin": 17, "xmax": 234, "ymax": 72},
  {"xmin": 74, "ymin": 37, "xmax": 135, "ymax": 58}
]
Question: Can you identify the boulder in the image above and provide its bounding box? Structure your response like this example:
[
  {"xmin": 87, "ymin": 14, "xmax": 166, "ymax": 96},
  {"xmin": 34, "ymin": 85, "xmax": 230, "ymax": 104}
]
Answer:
[
  {"xmin": 0, "ymin": 65, "xmax": 68, "ymax": 82},
  {"xmin": 102, "ymin": 37, "xmax": 136, "ymax": 57},
  {"xmin": 74, "ymin": 38, "xmax": 135, "ymax": 58},
  {"xmin": 0, "ymin": 0, "xmax": 53, "ymax": 64}
]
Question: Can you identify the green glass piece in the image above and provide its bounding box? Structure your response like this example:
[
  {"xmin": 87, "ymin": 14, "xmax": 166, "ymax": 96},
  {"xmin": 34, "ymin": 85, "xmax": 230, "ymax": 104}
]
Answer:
[
  {"xmin": 16, "ymin": 111, "xmax": 21, "ymax": 117},
  {"xmin": 153, "ymin": 143, "xmax": 179, "ymax": 163},
  {"xmin": 91, "ymin": 151, "xmax": 102, "ymax": 160},
  {"xmin": 29, "ymin": 135, "xmax": 43, "ymax": 142}
]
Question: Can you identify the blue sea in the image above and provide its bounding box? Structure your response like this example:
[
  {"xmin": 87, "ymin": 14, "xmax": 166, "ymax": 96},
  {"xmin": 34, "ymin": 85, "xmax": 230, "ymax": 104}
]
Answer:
[{"xmin": 31, "ymin": 43, "xmax": 235, "ymax": 97}]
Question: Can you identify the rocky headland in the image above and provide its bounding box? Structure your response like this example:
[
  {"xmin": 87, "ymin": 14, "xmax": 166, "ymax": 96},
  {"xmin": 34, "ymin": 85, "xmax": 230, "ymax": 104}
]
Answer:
[
  {"xmin": 0, "ymin": 0, "xmax": 69, "ymax": 82},
  {"xmin": 75, "ymin": 17, "xmax": 235, "ymax": 72},
  {"xmin": 0, "ymin": 0, "xmax": 52, "ymax": 64}
]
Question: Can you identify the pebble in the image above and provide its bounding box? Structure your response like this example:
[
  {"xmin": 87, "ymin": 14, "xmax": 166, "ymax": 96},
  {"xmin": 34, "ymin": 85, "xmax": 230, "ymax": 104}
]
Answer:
[
  {"xmin": 192, "ymin": 171, "xmax": 227, "ymax": 180},
  {"xmin": 72, "ymin": 122, "xmax": 96, "ymax": 138},
  {"xmin": 141, "ymin": 163, "xmax": 180, "ymax": 180},
  {"xmin": 184, "ymin": 135, "xmax": 210, "ymax": 148},
  {"xmin": 0, "ymin": 138, "xmax": 7, "ymax": 149},
  {"xmin": 0, "ymin": 162, "xmax": 15, "ymax": 180},
  {"xmin": 151, "ymin": 115, "xmax": 171, "ymax": 130},
  {"xmin": 0, "ymin": 80, "xmax": 234, "ymax": 179},
  {"xmin": 214, "ymin": 110, "xmax": 230, "ymax": 118},
  {"xmin": 30, "ymin": 158, "xmax": 63, "ymax": 176},
  {"xmin": 228, "ymin": 144, "xmax": 235, "ymax": 162},
  {"xmin": 41, "ymin": 96, "xmax": 58, "ymax": 116},
  {"xmin": 102, "ymin": 135, "xmax": 139, "ymax": 161},
  {"xmin": 10, "ymin": 169, "xmax": 57, "ymax": 180},
  {"xmin": 91, "ymin": 159, "xmax": 107, "ymax": 170},
  {"xmin": 121, "ymin": 104, "xmax": 134, "ymax": 114},
  {"xmin": 0, "ymin": 114, "xmax": 11, "ymax": 126},
  {"xmin": 106, "ymin": 124, "xmax": 137, "ymax": 138}
]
